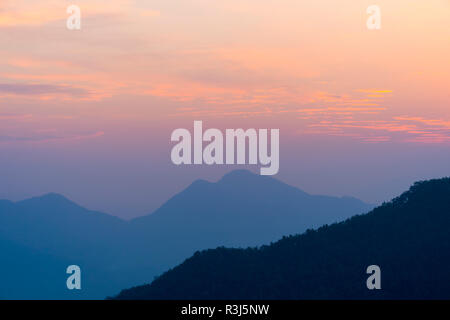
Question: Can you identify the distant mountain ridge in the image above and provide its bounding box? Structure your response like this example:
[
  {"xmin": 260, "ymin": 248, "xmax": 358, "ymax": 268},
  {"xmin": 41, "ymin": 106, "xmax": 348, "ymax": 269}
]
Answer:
[
  {"xmin": 0, "ymin": 170, "xmax": 373, "ymax": 299},
  {"xmin": 114, "ymin": 177, "xmax": 450, "ymax": 300},
  {"xmin": 0, "ymin": 193, "xmax": 128, "ymax": 299},
  {"xmin": 131, "ymin": 170, "xmax": 372, "ymax": 248}
]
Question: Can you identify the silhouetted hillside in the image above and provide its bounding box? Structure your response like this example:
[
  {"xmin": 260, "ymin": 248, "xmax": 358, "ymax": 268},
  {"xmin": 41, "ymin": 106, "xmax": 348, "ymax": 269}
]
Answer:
[
  {"xmin": 0, "ymin": 235, "xmax": 72, "ymax": 299},
  {"xmin": 0, "ymin": 194, "xmax": 129, "ymax": 299},
  {"xmin": 114, "ymin": 177, "xmax": 450, "ymax": 299},
  {"xmin": 129, "ymin": 170, "xmax": 373, "ymax": 267},
  {"xmin": 0, "ymin": 170, "xmax": 372, "ymax": 299}
]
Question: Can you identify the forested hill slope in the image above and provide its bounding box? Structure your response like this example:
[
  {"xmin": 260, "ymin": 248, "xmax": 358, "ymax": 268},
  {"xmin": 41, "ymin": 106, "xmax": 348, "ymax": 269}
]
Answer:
[{"xmin": 114, "ymin": 177, "xmax": 450, "ymax": 300}]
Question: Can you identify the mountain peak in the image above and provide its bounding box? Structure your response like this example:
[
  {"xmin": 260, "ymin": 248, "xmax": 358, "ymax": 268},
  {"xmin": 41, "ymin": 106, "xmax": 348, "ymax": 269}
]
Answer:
[
  {"xmin": 221, "ymin": 169, "xmax": 257, "ymax": 178},
  {"xmin": 17, "ymin": 193, "xmax": 80, "ymax": 209},
  {"xmin": 216, "ymin": 169, "xmax": 309, "ymax": 197},
  {"xmin": 218, "ymin": 169, "xmax": 266, "ymax": 184},
  {"xmin": 37, "ymin": 193, "xmax": 69, "ymax": 201}
]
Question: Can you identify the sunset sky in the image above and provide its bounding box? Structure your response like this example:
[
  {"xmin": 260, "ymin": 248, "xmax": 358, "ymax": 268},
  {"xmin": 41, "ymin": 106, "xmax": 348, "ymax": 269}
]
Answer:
[{"xmin": 0, "ymin": 0, "xmax": 449, "ymax": 218}]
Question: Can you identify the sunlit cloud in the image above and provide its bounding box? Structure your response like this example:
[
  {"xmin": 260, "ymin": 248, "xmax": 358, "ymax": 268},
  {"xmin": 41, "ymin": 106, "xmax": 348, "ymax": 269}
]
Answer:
[
  {"xmin": 356, "ymin": 89, "xmax": 393, "ymax": 94},
  {"xmin": 303, "ymin": 116, "xmax": 450, "ymax": 144},
  {"xmin": 0, "ymin": 0, "xmax": 159, "ymax": 27},
  {"xmin": 0, "ymin": 130, "xmax": 104, "ymax": 144},
  {"xmin": 0, "ymin": 0, "xmax": 448, "ymax": 148},
  {"xmin": 0, "ymin": 113, "xmax": 33, "ymax": 121},
  {"xmin": 394, "ymin": 116, "xmax": 450, "ymax": 129},
  {"xmin": 0, "ymin": 83, "xmax": 90, "ymax": 97}
]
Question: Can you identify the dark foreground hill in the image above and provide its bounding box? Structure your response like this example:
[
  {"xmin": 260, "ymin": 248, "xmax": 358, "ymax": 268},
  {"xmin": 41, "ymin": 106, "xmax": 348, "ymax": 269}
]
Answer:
[{"xmin": 114, "ymin": 177, "xmax": 450, "ymax": 299}]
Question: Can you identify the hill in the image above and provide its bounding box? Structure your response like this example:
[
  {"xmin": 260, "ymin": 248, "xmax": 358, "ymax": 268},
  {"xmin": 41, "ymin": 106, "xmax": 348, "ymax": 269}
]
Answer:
[
  {"xmin": 0, "ymin": 194, "xmax": 130, "ymax": 299},
  {"xmin": 114, "ymin": 177, "xmax": 450, "ymax": 299},
  {"xmin": 0, "ymin": 170, "xmax": 372, "ymax": 299},
  {"xmin": 128, "ymin": 170, "xmax": 373, "ymax": 268}
]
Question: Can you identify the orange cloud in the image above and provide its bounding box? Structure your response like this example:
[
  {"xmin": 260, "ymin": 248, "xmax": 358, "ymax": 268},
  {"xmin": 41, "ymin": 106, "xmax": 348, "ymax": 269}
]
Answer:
[
  {"xmin": 0, "ymin": 130, "xmax": 104, "ymax": 145},
  {"xmin": 0, "ymin": 0, "xmax": 157, "ymax": 27},
  {"xmin": 303, "ymin": 115, "xmax": 450, "ymax": 144},
  {"xmin": 356, "ymin": 89, "xmax": 393, "ymax": 94}
]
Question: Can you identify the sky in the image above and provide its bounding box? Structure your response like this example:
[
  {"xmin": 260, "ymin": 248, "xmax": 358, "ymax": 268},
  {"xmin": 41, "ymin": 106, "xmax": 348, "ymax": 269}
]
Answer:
[{"xmin": 0, "ymin": 0, "xmax": 449, "ymax": 218}]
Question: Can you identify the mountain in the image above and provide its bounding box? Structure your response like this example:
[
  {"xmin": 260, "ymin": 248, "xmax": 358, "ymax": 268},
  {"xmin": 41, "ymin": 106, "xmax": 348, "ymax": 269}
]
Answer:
[
  {"xmin": 127, "ymin": 170, "xmax": 373, "ymax": 268},
  {"xmin": 114, "ymin": 177, "xmax": 450, "ymax": 300},
  {"xmin": 0, "ymin": 170, "xmax": 372, "ymax": 299},
  {"xmin": 0, "ymin": 193, "xmax": 131, "ymax": 299},
  {"xmin": 0, "ymin": 235, "xmax": 70, "ymax": 300}
]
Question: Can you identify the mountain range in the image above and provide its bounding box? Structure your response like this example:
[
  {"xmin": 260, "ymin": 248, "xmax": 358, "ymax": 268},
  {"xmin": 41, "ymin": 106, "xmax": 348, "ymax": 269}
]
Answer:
[
  {"xmin": 0, "ymin": 170, "xmax": 372, "ymax": 299},
  {"xmin": 114, "ymin": 177, "xmax": 450, "ymax": 300}
]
